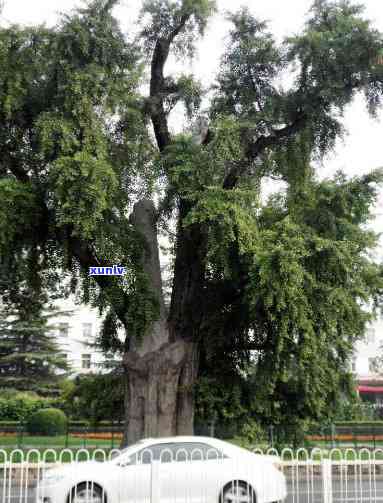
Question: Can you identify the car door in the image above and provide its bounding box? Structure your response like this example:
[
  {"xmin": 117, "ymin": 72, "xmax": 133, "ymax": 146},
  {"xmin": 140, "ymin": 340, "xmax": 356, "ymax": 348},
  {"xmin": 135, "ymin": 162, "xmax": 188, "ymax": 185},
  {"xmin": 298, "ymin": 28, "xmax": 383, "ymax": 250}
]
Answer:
[
  {"xmin": 119, "ymin": 446, "xmax": 157, "ymax": 503},
  {"xmin": 159, "ymin": 442, "xmax": 229, "ymax": 503}
]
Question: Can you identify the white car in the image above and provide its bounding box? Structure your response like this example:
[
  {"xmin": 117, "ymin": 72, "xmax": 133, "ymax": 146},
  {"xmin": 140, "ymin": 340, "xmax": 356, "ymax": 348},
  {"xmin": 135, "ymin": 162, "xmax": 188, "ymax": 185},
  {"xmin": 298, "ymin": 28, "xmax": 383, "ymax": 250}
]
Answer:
[{"xmin": 36, "ymin": 436, "xmax": 286, "ymax": 503}]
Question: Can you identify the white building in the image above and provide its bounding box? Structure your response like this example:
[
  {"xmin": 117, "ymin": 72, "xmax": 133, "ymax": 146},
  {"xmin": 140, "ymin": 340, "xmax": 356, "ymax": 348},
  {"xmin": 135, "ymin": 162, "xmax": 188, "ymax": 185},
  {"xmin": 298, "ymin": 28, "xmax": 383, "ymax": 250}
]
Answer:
[
  {"xmin": 353, "ymin": 316, "xmax": 383, "ymax": 379},
  {"xmin": 351, "ymin": 315, "xmax": 383, "ymax": 407},
  {"xmin": 50, "ymin": 298, "xmax": 106, "ymax": 375}
]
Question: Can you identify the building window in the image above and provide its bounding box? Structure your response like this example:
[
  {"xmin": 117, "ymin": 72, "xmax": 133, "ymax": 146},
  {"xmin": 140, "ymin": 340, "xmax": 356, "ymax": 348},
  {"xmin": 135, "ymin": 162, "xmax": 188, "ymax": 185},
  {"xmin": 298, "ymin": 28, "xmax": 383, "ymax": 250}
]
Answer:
[
  {"xmin": 82, "ymin": 323, "xmax": 92, "ymax": 339},
  {"xmin": 82, "ymin": 354, "xmax": 91, "ymax": 369},
  {"xmin": 58, "ymin": 322, "xmax": 69, "ymax": 338},
  {"xmin": 366, "ymin": 328, "xmax": 376, "ymax": 344}
]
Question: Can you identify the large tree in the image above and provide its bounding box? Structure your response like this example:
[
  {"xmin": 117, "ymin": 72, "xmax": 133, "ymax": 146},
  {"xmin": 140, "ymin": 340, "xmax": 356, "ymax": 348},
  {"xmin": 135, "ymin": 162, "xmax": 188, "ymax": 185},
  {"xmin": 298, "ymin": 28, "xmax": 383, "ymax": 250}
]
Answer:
[{"xmin": 1, "ymin": 0, "xmax": 383, "ymax": 444}]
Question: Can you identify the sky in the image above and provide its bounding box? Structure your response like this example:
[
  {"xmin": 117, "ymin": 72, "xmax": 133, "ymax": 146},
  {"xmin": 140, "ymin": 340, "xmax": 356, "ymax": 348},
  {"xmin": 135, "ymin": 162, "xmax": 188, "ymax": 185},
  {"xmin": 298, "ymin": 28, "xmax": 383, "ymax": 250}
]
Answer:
[{"xmin": 2, "ymin": 0, "xmax": 383, "ymax": 241}]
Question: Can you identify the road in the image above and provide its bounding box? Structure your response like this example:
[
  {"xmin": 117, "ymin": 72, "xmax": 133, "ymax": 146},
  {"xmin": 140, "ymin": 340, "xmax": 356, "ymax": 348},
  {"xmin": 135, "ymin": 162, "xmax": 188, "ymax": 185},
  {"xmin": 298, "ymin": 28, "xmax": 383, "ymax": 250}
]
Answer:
[
  {"xmin": 286, "ymin": 476, "xmax": 383, "ymax": 503},
  {"xmin": 3, "ymin": 476, "xmax": 383, "ymax": 503}
]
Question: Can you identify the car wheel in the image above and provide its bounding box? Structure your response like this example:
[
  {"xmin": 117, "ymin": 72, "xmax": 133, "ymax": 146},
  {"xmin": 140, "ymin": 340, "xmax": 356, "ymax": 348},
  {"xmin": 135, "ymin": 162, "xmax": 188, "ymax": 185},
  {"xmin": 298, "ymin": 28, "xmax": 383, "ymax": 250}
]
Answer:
[
  {"xmin": 69, "ymin": 482, "xmax": 106, "ymax": 503},
  {"xmin": 220, "ymin": 481, "xmax": 256, "ymax": 503}
]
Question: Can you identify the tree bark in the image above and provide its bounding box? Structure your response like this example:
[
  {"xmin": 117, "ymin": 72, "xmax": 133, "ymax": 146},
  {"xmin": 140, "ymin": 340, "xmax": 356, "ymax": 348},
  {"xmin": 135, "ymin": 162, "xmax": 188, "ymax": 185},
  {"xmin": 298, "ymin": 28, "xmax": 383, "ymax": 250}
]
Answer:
[
  {"xmin": 123, "ymin": 338, "xmax": 198, "ymax": 444},
  {"xmin": 122, "ymin": 198, "xmax": 202, "ymax": 445}
]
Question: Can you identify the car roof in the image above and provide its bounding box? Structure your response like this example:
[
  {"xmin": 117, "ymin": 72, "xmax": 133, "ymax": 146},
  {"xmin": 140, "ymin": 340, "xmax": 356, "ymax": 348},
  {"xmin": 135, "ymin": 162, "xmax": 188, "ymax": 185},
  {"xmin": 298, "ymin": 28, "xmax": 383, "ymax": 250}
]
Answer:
[
  {"xmin": 137, "ymin": 436, "xmax": 242, "ymax": 455},
  {"xmin": 140, "ymin": 436, "xmax": 223, "ymax": 444}
]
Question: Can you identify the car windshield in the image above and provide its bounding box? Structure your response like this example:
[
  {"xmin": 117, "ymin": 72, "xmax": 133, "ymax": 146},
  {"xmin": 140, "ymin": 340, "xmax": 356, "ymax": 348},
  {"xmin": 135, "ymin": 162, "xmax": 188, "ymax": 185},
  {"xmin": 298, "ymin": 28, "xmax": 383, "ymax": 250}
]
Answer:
[{"xmin": 110, "ymin": 440, "xmax": 149, "ymax": 462}]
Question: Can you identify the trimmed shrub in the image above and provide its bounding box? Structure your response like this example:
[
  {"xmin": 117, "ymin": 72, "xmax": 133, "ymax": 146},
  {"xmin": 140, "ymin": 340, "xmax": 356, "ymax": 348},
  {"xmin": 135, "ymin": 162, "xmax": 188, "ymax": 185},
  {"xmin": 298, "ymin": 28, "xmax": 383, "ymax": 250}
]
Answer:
[
  {"xmin": 26, "ymin": 408, "xmax": 67, "ymax": 436},
  {"xmin": 0, "ymin": 390, "xmax": 53, "ymax": 421}
]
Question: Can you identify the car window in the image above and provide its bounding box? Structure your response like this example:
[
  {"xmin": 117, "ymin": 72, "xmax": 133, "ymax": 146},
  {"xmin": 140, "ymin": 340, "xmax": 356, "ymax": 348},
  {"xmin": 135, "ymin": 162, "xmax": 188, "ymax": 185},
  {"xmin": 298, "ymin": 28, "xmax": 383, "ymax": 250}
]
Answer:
[
  {"xmin": 133, "ymin": 443, "xmax": 174, "ymax": 464},
  {"xmin": 131, "ymin": 442, "xmax": 227, "ymax": 465},
  {"xmin": 176, "ymin": 442, "xmax": 228, "ymax": 461}
]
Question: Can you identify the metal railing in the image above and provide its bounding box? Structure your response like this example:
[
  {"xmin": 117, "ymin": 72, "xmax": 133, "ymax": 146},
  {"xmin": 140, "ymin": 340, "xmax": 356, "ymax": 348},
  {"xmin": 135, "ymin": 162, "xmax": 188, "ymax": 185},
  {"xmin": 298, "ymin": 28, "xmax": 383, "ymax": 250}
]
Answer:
[
  {"xmin": 2, "ymin": 447, "xmax": 383, "ymax": 503},
  {"xmin": 5, "ymin": 421, "xmax": 383, "ymax": 450}
]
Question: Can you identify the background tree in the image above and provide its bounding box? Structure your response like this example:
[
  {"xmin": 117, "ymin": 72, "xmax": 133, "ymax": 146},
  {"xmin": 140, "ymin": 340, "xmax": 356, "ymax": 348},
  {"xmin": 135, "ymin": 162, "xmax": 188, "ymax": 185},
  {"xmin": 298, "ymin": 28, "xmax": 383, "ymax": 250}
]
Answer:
[
  {"xmin": 61, "ymin": 373, "xmax": 124, "ymax": 424},
  {"xmin": 0, "ymin": 291, "xmax": 69, "ymax": 394},
  {"xmin": 1, "ymin": 0, "xmax": 383, "ymax": 444}
]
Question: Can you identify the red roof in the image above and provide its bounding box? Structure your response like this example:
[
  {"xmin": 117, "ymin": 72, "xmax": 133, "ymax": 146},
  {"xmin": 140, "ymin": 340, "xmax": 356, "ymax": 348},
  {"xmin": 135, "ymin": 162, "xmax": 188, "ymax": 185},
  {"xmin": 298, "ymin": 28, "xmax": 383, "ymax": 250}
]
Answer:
[{"xmin": 358, "ymin": 385, "xmax": 383, "ymax": 393}]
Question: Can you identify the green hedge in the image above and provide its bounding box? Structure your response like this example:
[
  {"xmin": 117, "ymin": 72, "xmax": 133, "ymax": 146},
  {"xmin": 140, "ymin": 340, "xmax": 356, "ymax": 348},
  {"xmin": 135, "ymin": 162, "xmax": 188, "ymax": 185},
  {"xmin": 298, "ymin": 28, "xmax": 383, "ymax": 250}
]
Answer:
[
  {"xmin": 0, "ymin": 419, "xmax": 123, "ymax": 434},
  {"xmin": 335, "ymin": 421, "xmax": 383, "ymax": 426},
  {"xmin": 26, "ymin": 408, "xmax": 68, "ymax": 436},
  {"xmin": 65, "ymin": 420, "xmax": 122, "ymax": 427},
  {"xmin": 67, "ymin": 420, "xmax": 90, "ymax": 427},
  {"xmin": 0, "ymin": 393, "xmax": 53, "ymax": 421},
  {"xmin": 0, "ymin": 420, "xmax": 20, "ymax": 430}
]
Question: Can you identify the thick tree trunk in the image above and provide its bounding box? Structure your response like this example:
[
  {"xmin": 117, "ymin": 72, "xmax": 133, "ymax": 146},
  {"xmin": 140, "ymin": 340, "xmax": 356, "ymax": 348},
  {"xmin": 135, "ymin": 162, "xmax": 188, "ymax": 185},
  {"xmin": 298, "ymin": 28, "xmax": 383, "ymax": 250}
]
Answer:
[
  {"xmin": 122, "ymin": 368, "xmax": 130, "ymax": 447},
  {"xmin": 122, "ymin": 198, "xmax": 203, "ymax": 445},
  {"xmin": 123, "ymin": 338, "xmax": 198, "ymax": 444}
]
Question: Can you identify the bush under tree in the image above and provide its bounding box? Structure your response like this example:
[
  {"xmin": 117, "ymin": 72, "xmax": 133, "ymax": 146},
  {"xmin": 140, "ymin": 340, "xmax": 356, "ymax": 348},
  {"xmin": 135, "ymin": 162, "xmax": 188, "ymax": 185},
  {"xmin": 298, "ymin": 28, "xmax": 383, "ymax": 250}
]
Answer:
[
  {"xmin": 0, "ymin": 389, "xmax": 53, "ymax": 421},
  {"xmin": 26, "ymin": 408, "xmax": 67, "ymax": 436},
  {"xmin": 62, "ymin": 373, "xmax": 124, "ymax": 424}
]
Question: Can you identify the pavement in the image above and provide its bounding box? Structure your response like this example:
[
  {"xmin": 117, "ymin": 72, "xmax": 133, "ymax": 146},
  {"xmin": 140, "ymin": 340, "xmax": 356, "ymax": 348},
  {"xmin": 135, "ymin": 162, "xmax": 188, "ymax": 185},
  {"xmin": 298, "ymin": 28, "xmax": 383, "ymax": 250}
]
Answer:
[{"xmin": 286, "ymin": 476, "xmax": 383, "ymax": 503}]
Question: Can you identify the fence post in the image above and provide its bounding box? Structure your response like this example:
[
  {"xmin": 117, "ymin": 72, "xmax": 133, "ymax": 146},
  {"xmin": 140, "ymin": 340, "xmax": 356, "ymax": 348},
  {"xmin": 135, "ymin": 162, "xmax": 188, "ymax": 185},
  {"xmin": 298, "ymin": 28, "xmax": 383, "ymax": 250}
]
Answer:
[
  {"xmin": 331, "ymin": 423, "xmax": 335, "ymax": 449},
  {"xmin": 65, "ymin": 421, "xmax": 69, "ymax": 448},
  {"xmin": 322, "ymin": 459, "xmax": 333, "ymax": 503},
  {"xmin": 150, "ymin": 460, "xmax": 160, "ymax": 503},
  {"xmin": 269, "ymin": 425, "xmax": 274, "ymax": 448},
  {"xmin": 17, "ymin": 420, "xmax": 24, "ymax": 449}
]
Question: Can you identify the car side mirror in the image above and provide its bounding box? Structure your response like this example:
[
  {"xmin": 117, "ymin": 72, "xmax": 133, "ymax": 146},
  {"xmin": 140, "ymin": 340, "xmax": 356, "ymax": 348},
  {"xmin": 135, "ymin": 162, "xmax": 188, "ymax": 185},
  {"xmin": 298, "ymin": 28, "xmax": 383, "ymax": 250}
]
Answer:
[{"xmin": 119, "ymin": 456, "xmax": 132, "ymax": 467}]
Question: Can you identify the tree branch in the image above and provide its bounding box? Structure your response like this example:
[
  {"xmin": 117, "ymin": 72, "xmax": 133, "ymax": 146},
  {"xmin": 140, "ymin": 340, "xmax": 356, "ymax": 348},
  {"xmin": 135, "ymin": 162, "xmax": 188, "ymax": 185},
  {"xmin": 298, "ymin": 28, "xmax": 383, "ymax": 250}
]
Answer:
[
  {"xmin": 223, "ymin": 110, "xmax": 307, "ymax": 189},
  {"xmin": 149, "ymin": 14, "xmax": 189, "ymax": 152},
  {"xmin": 55, "ymin": 226, "xmax": 130, "ymax": 330}
]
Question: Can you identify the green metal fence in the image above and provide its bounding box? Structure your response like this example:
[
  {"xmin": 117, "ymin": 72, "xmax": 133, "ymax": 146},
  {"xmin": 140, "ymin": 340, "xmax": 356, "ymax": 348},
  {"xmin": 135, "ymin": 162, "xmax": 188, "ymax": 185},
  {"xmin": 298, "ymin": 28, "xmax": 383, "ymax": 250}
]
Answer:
[
  {"xmin": 0, "ymin": 420, "xmax": 124, "ymax": 449},
  {"xmin": 3, "ymin": 420, "xmax": 383, "ymax": 450}
]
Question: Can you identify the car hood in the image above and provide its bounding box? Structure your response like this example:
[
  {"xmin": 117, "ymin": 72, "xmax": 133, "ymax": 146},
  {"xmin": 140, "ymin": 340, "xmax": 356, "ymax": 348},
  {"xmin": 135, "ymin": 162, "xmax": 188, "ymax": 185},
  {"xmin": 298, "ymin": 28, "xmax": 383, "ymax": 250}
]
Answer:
[{"xmin": 241, "ymin": 451, "xmax": 281, "ymax": 465}]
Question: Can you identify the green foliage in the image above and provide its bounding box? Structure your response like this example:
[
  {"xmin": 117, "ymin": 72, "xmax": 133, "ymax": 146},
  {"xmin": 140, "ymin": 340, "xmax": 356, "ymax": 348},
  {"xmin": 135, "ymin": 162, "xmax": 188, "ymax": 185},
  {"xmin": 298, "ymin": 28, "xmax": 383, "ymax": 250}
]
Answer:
[
  {"xmin": 194, "ymin": 376, "xmax": 245, "ymax": 424},
  {"xmin": 335, "ymin": 420, "xmax": 383, "ymax": 426},
  {"xmin": 0, "ymin": 293, "xmax": 69, "ymax": 393},
  {"xmin": 237, "ymin": 420, "xmax": 267, "ymax": 446},
  {"xmin": 26, "ymin": 408, "xmax": 67, "ymax": 436},
  {"xmin": 2, "ymin": 0, "xmax": 383, "ymax": 434},
  {"xmin": 0, "ymin": 179, "xmax": 41, "ymax": 250},
  {"xmin": 0, "ymin": 0, "xmax": 159, "ymax": 345},
  {"xmin": 198, "ymin": 161, "xmax": 383, "ymax": 429},
  {"xmin": 0, "ymin": 390, "xmax": 53, "ymax": 421},
  {"xmin": 242, "ymin": 171, "xmax": 383, "ymax": 426},
  {"xmin": 140, "ymin": 0, "xmax": 216, "ymax": 58},
  {"xmin": 213, "ymin": 8, "xmax": 283, "ymax": 123},
  {"xmin": 0, "ymin": 421, "xmax": 19, "ymax": 427},
  {"xmin": 332, "ymin": 398, "xmax": 377, "ymax": 422},
  {"xmin": 289, "ymin": 0, "xmax": 383, "ymax": 118},
  {"xmin": 61, "ymin": 373, "xmax": 124, "ymax": 424},
  {"xmin": 213, "ymin": 1, "xmax": 383, "ymax": 155},
  {"xmin": 159, "ymin": 74, "xmax": 203, "ymax": 118},
  {"xmin": 51, "ymin": 152, "xmax": 117, "ymax": 238}
]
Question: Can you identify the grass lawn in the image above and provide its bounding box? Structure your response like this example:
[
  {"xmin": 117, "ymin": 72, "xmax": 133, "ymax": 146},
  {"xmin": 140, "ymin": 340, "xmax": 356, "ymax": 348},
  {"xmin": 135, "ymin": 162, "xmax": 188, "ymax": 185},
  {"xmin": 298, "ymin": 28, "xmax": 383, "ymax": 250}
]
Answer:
[{"xmin": 0, "ymin": 435, "xmax": 124, "ymax": 462}]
